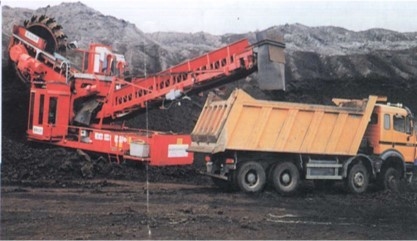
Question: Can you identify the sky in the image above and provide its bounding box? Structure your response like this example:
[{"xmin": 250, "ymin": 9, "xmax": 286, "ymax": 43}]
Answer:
[{"xmin": 2, "ymin": 0, "xmax": 417, "ymax": 34}]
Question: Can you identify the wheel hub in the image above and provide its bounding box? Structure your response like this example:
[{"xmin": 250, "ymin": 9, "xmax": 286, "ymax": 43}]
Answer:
[
  {"xmin": 387, "ymin": 175, "xmax": 397, "ymax": 189},
  {"xmin": 246, "ymin": 172, "xmax": 257, "ymax": 185},
  {"xmin": 281, "ymin": 172, "xmax": 291, "ymax": 185},
  {"xmin": 353, "ymin": 172, "xmax": 365, "ymax": 187}
]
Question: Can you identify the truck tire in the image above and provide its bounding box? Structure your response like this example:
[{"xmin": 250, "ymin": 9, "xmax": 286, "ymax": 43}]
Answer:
[
  {"xmin": 381, "ymin": 167, "xmax": 401, "ymax": 192},
  {"xmin": 271, "ymin": 162, "xmax": 300, "ymax": 195},
  {"xmin": 345, "ymin": 163, "xmax": 369, "ymax": 194},
  {"xmin": 236, "ymin": 161, "xmax": 266, "ymax": 193}
]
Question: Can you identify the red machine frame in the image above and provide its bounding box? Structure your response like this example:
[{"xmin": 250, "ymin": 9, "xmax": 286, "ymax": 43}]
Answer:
[{"xmin": 8, "ymin": 18, "xmax": 285, "ymax": 166}]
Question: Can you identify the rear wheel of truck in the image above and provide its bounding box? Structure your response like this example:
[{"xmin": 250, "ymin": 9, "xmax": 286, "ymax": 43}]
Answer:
[
  {"xmin": 345, "ymin": 163, "xmax": 369, "ymax": 194},
  {"xmin": 271, "ymin": 162, "xmax": 300, "ymax": 195},
  {"xmin": 236, "ymin": 161, "xmax": 266, "ymax": 193},
  {"xmin": 380, "ymin": 167, "xmax": 401, "ymax": 192}
]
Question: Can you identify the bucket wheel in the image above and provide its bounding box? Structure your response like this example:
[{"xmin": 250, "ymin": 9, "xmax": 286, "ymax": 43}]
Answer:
[
  {"xmin": 23, "ymin": 15, "xmax": 68, "ymax": 53},
  {"xmin": 11, "ymin": 15, "xmax": 68, "ymax": 84}
]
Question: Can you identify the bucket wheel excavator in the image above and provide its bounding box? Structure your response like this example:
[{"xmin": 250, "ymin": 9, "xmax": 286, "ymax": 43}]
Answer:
[
  {"xmin": 8, "ymin": 15, "xmax": 286, "ymax": 166},
  {"xmin": 23, "ymin": 15, "xmax": 68, "ymax": 53},
  {"xmin": 9, "ymin": 15, "xmax": 70, "ymax": 84}
]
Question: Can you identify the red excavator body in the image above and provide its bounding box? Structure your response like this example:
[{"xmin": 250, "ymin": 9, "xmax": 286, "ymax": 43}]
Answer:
[{"xmin": 8, "ymin": 15, "xmax": 285, "ymax": 165}]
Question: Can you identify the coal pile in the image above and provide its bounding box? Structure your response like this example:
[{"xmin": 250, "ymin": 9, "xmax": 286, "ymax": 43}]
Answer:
[{"xmin": 1, "ymin": 135, "xmax": 208, "ymax": 188}]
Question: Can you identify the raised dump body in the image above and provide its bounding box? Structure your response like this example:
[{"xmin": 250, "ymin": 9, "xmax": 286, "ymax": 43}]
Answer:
[{"xmin": 189, "ymin": 89, "xmax": 379, "ymax": 156}]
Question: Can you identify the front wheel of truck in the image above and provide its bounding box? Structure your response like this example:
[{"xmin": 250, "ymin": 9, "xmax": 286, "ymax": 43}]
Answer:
[
  {"xmin": 236, "ymin": 161, "xmax": 266, "ymax": 193},
  {"xmin": 345, "ymin": 162, "xmax": 369, "ymax": 194}
]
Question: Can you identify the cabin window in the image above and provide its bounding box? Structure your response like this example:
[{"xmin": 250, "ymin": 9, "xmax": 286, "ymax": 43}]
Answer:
[
  {"xmin": 48, "ymin": 97, "xmax": 57, "ymax": 124},
  {"xmin": 384, "ymin": 114, "xmax": 390, "ymax": 130},
  {"xmin": 393, "ymin": 114, "xmax": 406, "ymax": 133},
  {"xmin": 38, "ymin": 94, "xmax": 44, "ymax": 125}
]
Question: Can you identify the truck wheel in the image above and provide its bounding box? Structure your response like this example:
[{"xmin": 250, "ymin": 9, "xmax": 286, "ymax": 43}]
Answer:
[
  {"xmin": 236, "ymin": 161, "xmax": 266, "ymax": 193},
  {"xmin": 271, "ymin": 162, "xmax": 300, "ymax": 195},
  {"xmin": 381, "ymin": 167, "xmax": 401, "ymax": 192},
  {"xmin": 345, "ymin": 163, "xmax": 369, "ymax": 194}
]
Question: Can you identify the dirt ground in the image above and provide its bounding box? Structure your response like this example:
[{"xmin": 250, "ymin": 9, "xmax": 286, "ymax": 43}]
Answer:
[{"xmin": 2, "ymin": 172, "xmax": 417, "ymax": 240}]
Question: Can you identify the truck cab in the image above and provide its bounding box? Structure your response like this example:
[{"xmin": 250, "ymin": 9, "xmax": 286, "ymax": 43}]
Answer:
[{"xmin": 364, "ymin": 103, "xmax": 416, "ymax": 184}]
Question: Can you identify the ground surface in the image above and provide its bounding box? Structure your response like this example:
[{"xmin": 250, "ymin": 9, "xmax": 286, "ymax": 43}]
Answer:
[{"xmin": 2, "ymin": 173, "xmax": 417, "ymax": 240}]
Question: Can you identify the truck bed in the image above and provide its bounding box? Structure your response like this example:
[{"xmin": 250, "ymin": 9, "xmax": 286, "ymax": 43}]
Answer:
[{"xmin": 189, "ymin": 89, "xmax": 379, "ymax": 155}]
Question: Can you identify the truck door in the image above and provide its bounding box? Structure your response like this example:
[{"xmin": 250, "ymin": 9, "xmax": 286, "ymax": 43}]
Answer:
[{"xmin": 392, "ymin": 113, "xmax": 416, "ymax": 162}]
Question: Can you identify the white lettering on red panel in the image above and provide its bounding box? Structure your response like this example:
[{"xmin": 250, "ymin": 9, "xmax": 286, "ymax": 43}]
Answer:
[
  {"xmin": 33, "ymin": 126, "xmax": 43, "ymax": 135},
  {"xmin": 168, "ymin": 144, "xmax": 189, "ymax": 158},
  {"xmin": 95, "ymin": 132, "xmax": 103, "ymax": 140},
  {"xmin": 24, "ymin": 30, "xmax": 40, "ymax": 44},
  {"xmin": 114, "ymin": 135, "xmax": 127, "ymax": 143}
]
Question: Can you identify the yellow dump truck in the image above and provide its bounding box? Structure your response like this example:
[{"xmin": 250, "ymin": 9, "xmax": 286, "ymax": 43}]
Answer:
[{"xmin": 188, "ymin": 89, "xmax": 416, "ymax": 194}]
